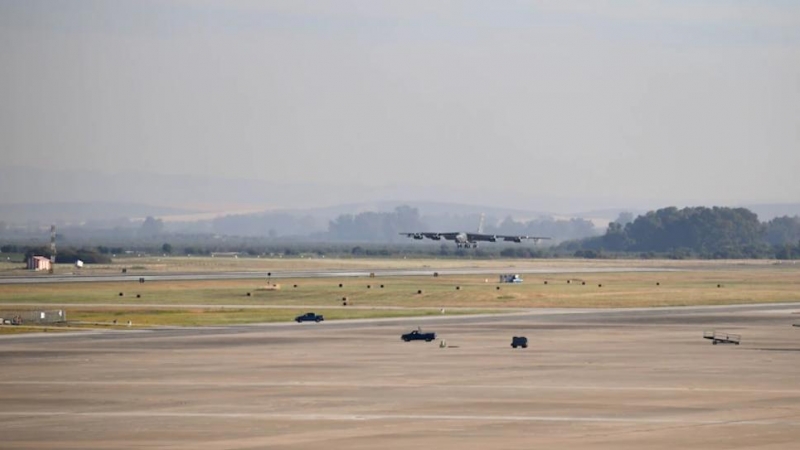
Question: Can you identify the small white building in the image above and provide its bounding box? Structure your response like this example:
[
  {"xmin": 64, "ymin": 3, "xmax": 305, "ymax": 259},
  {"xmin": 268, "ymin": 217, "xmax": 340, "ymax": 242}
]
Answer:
[{"xmin": 28, "ymin": 256, "xmax": 52, "ymax": 271}]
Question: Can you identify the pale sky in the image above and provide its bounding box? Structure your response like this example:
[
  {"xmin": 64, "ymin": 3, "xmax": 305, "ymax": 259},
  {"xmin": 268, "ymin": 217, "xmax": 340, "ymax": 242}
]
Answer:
[{"xmin": 1, "ymin": 0, "xmax": 799, "ymax": 210}]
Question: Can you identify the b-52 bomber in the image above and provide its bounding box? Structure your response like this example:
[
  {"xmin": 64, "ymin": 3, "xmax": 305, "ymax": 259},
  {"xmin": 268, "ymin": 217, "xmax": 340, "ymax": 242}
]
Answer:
[{"xmin": 401, "ymin": 215, "xmax": 550, "ymax": 249}]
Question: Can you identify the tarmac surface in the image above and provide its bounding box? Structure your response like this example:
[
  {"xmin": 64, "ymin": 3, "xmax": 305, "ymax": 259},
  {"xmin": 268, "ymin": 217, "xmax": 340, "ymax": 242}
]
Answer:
[{"xmin": 2, "ymin": 303, "xmax": 800, "ymax": 449}]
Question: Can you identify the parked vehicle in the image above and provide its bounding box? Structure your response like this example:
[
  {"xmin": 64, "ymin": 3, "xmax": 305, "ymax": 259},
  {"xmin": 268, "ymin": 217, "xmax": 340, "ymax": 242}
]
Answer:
[
  {"xmin": 499, "ymin": 274, "xmax": 523, "ymax": 283},
  {"xmin": 295, "ymin": 312, "xmax": 324, "ymax": 323},
  {"xmin": 401, "ymin": 329, "xmax": 436, "ymax": 342},
  {"xmin": 511, "ymin": 336, "xmax": 528, "ymax": 348}
]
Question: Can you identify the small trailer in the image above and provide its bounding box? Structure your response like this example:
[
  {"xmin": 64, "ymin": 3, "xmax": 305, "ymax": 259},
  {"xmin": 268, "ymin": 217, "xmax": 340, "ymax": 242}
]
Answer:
[{"xmin": 703, "ymin": 330, "xmax": 741, "ymax": 345}]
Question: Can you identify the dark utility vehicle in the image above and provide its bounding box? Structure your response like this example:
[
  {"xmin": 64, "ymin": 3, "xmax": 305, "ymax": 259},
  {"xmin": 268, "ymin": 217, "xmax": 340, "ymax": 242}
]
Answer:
[
  {"xmin": 511, "ymin": 336, "xmax": 528, "ymax": 348},
  {"xmin": 295, "ymin": 312, "xmax": 324, "ymax": 323},
  {"xmin": 401, "ymin": 330, "xmax": 436, "ymax": 342}
]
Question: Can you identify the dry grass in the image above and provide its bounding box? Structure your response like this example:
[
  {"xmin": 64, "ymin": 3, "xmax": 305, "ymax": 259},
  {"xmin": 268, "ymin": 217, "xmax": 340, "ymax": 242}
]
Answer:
[
  {"xmin": 1, "ymin": 255, "xmax": 794, "ymax": 277},
  {"xmin": 1, "ymin": 262, "xmax": 798, "ymax": 309},
  {"xmin": 0, "ymin": 325, "xmax": 79, "ymax": 335},
  {"xmin": 63, "ymin": 307, "xmax": 491, "ymax": 327},
  {"xmin": 2, "ymin": 259, "xmax": 798, "ymax": 328}
]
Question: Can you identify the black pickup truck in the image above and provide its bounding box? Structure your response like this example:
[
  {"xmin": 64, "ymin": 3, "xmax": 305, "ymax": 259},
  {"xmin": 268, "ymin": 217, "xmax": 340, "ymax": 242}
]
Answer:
[
  {"xmin": 401, "ymin": 330, "xmax": 436, "ymax": 342},
  {"xmin": 295, "ymin": 312, "xmax": 324, "ymax": 323}
]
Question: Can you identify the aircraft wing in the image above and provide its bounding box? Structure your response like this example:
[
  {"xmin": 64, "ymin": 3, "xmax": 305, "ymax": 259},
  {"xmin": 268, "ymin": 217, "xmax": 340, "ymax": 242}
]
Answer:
[
  {"xmin": 467, "ymin": 233, "xmax": 551, "ymax": 243},
  {"xmin": 400, "ymin": 232, "xmax": 459, "ymax": 241},
  {"xmin": 497, "ymin": 234, "xmax": 551, "ymax": 243}
]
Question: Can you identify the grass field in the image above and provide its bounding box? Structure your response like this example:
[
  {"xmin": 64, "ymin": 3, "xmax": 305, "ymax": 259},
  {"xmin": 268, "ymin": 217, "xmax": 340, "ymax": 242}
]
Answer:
[
  {"xmin": 0, "ymin": 325, "xmax": 81, "ymax": 335},
  {"xmin": 1, "ymin": 258, "xmax": 798, "ymax": 330},
  {"xmin": 0, "ymin": 255, "xmax": 792, "ymax": 276},
  {"xmin": 65, "ymin": 307, "xmax": 494, "ymax": 327}
]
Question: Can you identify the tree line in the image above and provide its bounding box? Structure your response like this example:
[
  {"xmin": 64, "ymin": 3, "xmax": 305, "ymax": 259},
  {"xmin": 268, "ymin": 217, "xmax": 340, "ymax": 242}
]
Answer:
[
  {"xmin": 561, "ymin": 206, "xmax": 800, "ymax": 259},
  {"xmin": 3, "ymin": 206, "xmax": 799, "ymax": 262}
]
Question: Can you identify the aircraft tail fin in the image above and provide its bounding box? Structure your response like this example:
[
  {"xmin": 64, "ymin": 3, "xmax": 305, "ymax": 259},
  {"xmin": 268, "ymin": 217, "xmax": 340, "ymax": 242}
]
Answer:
[{"xmin": 477, "ymin": 213, "xmax": 485, "ymax": 233}]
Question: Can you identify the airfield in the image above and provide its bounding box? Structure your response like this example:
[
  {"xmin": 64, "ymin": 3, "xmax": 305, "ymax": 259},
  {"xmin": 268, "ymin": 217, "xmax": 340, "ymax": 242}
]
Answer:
[{"xmin": 1, "ymin": 259, "xmax": 799, "ymax": 448}]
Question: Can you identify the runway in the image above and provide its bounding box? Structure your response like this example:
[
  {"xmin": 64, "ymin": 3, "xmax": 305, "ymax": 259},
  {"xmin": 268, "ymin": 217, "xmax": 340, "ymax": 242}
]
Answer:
[
  {"xmin": 0, "ymin": 266, "xmax": 677, "ymax": 284},
  {"xmin": 2, "ymin": 303, "xmax": 799, "ymax": 449}
]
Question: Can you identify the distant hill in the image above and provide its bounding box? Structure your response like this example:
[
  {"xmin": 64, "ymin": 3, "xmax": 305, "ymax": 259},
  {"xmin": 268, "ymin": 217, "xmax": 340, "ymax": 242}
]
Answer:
[
  {"xmin": 271, "ymin": 200, "xmax": 551, "ymax": 221},
  {"xmin": 2, "ymin": 166, "xmax": 794, "ymax": 228},
  {"xmin": 568, "ymin": 208, "xmax": 647, "ymax": 222},
  {"xmin": 0, "ymin": 202, "xmax": 199, "ymax": 225},
  {"xmin": 0, "ymin": 166, "xmax": 596, "ymax": 214}
]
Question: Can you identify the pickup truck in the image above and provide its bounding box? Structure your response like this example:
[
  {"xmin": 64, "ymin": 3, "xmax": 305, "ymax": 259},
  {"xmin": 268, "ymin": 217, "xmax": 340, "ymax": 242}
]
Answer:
[
  {"xmin": 401, "ymin": 330, "xmax": 436, "ymax": 342},
  {"xmin": 295, "ymin": 312, "xmax": 324, "ymax": 323},
  {"xmin": 511, "ymin": 336, "xmax": 528, "ymax": 348}
]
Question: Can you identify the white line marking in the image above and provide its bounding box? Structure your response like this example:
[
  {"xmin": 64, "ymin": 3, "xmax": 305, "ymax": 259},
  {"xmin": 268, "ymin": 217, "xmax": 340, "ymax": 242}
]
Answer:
[
  {"xmin": 2, "ymin": 380, "xmax": 800, "ymax": 394},
  {"xmin": 0, "ymin": 411, "xmax": 796, "ymax": 426}
]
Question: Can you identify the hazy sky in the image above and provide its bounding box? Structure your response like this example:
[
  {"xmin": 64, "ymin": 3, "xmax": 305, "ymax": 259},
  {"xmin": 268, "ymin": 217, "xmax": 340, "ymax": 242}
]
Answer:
[{"xmin": 1, "ymin": 0, "xmax": 799, "ymax": 209}]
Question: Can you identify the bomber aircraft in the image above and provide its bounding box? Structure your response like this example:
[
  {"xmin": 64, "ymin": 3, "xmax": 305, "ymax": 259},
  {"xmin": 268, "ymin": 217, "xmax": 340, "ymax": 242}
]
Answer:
[{"xmin": 400, "ymin": 215, "xmax": 550, "ymax": 248}]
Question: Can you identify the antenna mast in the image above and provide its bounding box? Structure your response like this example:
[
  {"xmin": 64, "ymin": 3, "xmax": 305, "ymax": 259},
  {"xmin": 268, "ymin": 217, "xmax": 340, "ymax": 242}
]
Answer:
[{"xmin": 49, "ymin": 224, "xmax": 56, "ymax": 274}]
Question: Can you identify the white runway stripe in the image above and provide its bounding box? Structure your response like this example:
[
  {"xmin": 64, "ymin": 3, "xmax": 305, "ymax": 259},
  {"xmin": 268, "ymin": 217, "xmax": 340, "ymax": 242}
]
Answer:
[
  {"xmin": 2, "ymin": 380, "xmax": 800, "ymax": 394},
  {"xmin": 0, "ymin": 411, "xmax": 797, "ymax": 426}
]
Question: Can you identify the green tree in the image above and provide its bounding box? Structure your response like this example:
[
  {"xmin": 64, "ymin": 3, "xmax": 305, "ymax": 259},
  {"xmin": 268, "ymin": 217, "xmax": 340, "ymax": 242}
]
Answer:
[
  {"xmin": 764, "ymin": 216, "xmax": 800, "ymax": 245},
  {"xmin": 602, "ymin": 222, "xmax": 630, "ymax": 251}
]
